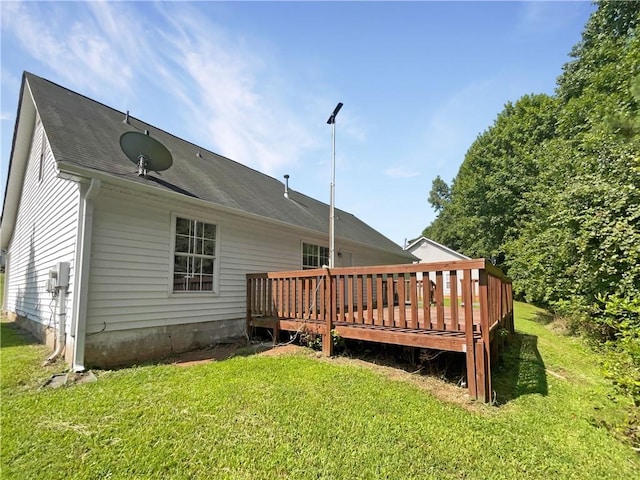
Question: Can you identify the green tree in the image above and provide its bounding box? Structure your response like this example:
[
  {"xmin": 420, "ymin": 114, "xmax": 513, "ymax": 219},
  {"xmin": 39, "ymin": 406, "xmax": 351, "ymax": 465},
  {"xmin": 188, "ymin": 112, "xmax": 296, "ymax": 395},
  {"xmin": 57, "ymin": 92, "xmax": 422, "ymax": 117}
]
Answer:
[
  {"xmin": 424, "ymin": 94, "xmax": 558, "ymax": 265},
  {"xmin": 427, "ymin": 175, "xmax": 451, "ymax": 213},
  {"xmin": 505, "ymin": 1, "xmax": 640, "ymax": 427},
  {"xmin": 423, "ymin": 2, "xmax": 640, "ymax": 435}
]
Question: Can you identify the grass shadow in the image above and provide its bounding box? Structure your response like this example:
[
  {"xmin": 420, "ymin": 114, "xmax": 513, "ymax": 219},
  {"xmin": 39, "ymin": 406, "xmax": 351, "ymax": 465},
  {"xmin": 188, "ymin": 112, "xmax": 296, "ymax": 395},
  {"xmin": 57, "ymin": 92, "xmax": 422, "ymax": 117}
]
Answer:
[
  {"xmin": 493, "ymin": 332, "xmax": 548, "ymax": 405},
  {"xmin": 0, "ymin": 319, "xmax": 40, "ymax": 349},
  {"xmin": 531, "ymin": 311, "xmax": 555, "ymax": 325}
]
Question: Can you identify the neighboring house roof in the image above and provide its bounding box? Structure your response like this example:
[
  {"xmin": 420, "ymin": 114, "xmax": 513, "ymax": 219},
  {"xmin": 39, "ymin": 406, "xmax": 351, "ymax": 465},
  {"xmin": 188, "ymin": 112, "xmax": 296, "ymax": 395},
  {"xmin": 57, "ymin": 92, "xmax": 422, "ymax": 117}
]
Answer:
[
  {"xmin": 2, "ymin": 72, "xmax": 414, "ymax": 260},
  {"xmin": 404, "ymin": 236, "xmax": 470, "ymax": 261}
]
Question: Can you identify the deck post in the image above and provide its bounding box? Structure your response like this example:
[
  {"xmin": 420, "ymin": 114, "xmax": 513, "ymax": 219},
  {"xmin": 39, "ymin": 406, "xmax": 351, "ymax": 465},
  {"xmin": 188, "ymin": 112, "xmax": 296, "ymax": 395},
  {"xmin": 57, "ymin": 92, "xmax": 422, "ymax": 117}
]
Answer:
[
  {"xmin": 463, "ymin": 271, "xmax": 477, "ymax": 399},
  {"xmin": 478, "ymin": 266, "xmax": 492, "ymax": 402},
  {"xmin": 246, "ymin": 277, "xmax": 252, "ymax": 338},
  {"xmin": 507, "ymin": 282, "xmax": 514, "ymax": 333},
  {"xmin": 475, "ymin": 339, "xmax": 489, "ymax": 402},
  {"xmin": 323, "ymin": 268, "xmax": 334, "ymax": 356}
]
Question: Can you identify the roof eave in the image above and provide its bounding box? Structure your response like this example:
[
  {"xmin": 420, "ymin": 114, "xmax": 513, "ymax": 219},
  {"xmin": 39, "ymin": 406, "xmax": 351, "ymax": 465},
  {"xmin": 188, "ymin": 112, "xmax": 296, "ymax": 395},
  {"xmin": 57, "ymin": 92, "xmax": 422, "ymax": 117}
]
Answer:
[
  {"xmin": 1, "ymin": 74, "xmax": 37, "ymax": 249},
  {"xmin": 58, "ymin": 161, "xmax": 411, "ymax": 259}
]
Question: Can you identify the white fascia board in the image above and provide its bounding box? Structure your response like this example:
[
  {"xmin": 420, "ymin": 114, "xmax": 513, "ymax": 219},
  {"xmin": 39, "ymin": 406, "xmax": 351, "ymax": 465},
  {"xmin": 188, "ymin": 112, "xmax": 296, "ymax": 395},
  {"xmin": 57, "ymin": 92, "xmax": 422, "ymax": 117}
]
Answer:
[
  {"xmin": 404, "ymin": 236, "xmax": 427, "ymax": 251},
  {"xmin": 1, "ymin": 80, "xmax": 37, "ymax": 248}
]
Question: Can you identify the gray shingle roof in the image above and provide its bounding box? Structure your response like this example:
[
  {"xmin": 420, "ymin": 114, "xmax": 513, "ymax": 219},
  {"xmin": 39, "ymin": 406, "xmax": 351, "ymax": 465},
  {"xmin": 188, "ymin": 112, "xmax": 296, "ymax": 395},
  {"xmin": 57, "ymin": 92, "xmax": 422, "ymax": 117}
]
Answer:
[{"xmin": 26, "ymin": 72, "xmax": 412, "ymax": 259}]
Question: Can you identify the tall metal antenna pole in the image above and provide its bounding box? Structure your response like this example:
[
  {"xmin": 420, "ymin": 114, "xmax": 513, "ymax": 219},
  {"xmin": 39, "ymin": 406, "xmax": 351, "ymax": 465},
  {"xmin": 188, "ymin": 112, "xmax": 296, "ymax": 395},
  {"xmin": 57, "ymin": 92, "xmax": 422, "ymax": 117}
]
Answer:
[{"xmin": 327, "ymin": 102, "xmax": 343, "ymax": 268}]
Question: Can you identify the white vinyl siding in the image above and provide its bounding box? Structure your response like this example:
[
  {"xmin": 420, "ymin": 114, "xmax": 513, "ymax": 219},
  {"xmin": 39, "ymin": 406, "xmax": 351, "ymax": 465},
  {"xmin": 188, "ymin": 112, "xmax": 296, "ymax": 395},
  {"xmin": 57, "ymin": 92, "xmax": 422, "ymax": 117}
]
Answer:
[
  {"xmin": 85, "ymin": 186, "xmax": 413, "ymax": 335},
  {"xmin": 86, "ymin": 188, "xmax": 304, "ymax": 334},
  {"xmin": 5, "ymin": 117, "xmax": 80, "ymax": 329}
]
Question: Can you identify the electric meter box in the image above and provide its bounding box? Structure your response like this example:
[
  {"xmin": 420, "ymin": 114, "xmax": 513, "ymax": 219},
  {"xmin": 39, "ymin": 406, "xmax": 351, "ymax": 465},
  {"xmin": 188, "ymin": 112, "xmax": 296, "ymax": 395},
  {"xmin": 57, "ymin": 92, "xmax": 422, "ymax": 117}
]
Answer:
[{"xmin": 47, "ymin": 262, "xmax": 70, "ymax": 292}]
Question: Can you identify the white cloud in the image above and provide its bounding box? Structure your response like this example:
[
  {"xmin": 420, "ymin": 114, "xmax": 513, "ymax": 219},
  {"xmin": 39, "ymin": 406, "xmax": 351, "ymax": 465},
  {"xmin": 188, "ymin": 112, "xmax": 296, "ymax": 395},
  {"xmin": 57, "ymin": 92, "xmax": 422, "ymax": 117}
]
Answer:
[
  {"xmin": 0, "ymin": 112, "xmax": 12, "ymax": 121},
  {"xmin": 152, "ymin": 5, "xmax": 321, "ymax": 174},
  {"xmin": 384, "ymin": 166, "xmax": 420, "ymax": 179},
  {"xmin": 1, "ymin": 2, "xmax": 136, "ymax": 97},
  {"xmin": 1, "ymin": 1, "xmax": 351, "ymax": 178}
]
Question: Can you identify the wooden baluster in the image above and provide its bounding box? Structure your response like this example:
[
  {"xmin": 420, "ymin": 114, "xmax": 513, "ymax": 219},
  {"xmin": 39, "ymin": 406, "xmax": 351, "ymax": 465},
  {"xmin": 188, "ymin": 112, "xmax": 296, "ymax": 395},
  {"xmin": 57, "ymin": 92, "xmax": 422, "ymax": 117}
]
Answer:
[
  {"xmin": 263, "ymin": 277, "xmax": 269, "ymax": 316},
  {"xmin": 348, "ymin": 275, "xmax": 355, "ymax": 323},
  {"xmin": 268, "ymin": 277, "xmax": 273, "ymax": 316},
  {"xmin": 397, "ymin": 274, "xmax": 406, "ymax": 328},
  {"xmin": 255, "ymin": 277, "xmax": 261, "ymax": 315},
  {"xmin": 296, "ymin": 278, "xmax": 302, "ymax": 319},
  {"xmin": 376, "ymin": 274, "xmax": 384, "ymax": 326},
  {"xmin": 386, "ymin": 275, "xmax": 395, "ymax": 327},
  {"xmin": 301, "ymin": 276, "xmax": 306, "ymax": 319},
  {"xmin": 436, "ymin": 271, "xmax": 445, "ymax": 330},
  {"xmin": 450, "ymin": 270, "xmax": 458, "ymax": 331},
  {"xmin": 319, "ymin": 275, "xmax": 326, "ymax": 322},
  {"xmin": 409, "ymin": 272, "xmax": 418, "ymax": 329},
  {"xmin": 357, "ymin": 274, "xmax": 364, "ymax": 325},
  {"xmin": 283, "ymin": 278, "xmax": 290, "ymax": 318},
  {"xmin": 422, "ymin": 276, "xmax": 430, "ymax": 329},
  {"xmin": 366, "ymin": 274, "xmax": 374, "ymax": 325},
  {"xmin": 309, "ymin": 277, "xmax": 319, "ymax": 320}
]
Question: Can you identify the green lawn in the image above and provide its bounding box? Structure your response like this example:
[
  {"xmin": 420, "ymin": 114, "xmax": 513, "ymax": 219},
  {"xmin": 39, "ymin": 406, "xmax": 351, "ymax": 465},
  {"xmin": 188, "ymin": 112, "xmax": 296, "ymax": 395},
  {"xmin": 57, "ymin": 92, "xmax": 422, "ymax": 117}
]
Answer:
[{"xmin": 1, "ymin": 303, "xmax": 638, "ymax": 479}]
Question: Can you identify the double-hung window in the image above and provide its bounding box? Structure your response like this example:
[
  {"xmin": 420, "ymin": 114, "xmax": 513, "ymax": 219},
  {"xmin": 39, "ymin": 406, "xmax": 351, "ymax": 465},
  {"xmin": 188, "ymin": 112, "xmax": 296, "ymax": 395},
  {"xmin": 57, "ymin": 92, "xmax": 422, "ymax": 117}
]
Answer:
[
  {"xmin": 173, "ymin": 217, "xmax": 216, "ymax": 292},
  {"xmin": 302, "ymin": 243, "xmax": 329, "ymax": 270}
]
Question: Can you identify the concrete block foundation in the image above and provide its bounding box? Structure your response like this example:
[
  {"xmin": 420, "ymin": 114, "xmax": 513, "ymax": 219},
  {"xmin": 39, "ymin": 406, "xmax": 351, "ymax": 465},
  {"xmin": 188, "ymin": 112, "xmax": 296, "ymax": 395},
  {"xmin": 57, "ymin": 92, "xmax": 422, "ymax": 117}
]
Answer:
[{"xmin": 5, "ymin": 311, "xmax": 246, "ymax": 369}]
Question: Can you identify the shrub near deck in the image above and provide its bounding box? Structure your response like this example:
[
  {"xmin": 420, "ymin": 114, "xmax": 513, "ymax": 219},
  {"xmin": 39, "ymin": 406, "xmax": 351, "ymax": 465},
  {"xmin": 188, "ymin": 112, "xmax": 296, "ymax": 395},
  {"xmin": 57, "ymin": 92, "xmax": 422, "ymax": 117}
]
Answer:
[{"xmin": 1, "ymin": 304, "xmax": 638, "ymax": 479}]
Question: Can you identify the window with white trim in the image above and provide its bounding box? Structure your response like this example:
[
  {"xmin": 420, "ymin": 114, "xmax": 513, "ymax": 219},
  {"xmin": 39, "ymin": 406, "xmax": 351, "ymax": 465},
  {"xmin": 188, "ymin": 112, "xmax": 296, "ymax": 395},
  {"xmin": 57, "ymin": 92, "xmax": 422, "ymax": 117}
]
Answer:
[
  {"xmin": 302, "ymin": 242, "xmax": 329, "ymax": 270},
  {"xmin": 173, "ymin": 217, "xmax": 216, "ymax": 292}
]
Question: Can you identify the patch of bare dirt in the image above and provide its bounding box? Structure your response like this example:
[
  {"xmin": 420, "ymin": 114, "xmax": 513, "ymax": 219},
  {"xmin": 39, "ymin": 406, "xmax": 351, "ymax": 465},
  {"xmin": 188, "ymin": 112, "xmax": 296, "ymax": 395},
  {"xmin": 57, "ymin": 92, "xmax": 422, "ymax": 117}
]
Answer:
[
  {"xmin": 167, "ymin": 341, "xmax": 271, "ymax": 366},
  {"xmin": 325, "ymin": 355, "xmax": 491, "ymax": 413},
  {"xmin": 258, "ymin": 344, "xmax": 310, "ymax": 357},
  {"xmin": 257, "ymin": 343, "xmax": 490, "ymax": 413}
]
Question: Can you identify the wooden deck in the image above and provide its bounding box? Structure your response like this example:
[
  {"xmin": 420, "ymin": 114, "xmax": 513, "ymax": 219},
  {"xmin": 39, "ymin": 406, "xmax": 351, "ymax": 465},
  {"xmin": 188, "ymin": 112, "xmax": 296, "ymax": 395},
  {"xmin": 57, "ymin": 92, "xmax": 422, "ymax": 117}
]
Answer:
[{"xmin": 247, "ymin": 259, "xmax": 513, "ymax": 402}]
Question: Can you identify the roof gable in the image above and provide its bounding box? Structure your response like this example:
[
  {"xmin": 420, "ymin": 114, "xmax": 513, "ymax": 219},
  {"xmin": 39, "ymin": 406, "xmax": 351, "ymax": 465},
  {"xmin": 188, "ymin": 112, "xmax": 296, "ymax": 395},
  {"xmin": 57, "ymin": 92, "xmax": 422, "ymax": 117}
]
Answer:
[{"xmin": 404, "ymin": 236, "xmax": 469, "ymax": 261}]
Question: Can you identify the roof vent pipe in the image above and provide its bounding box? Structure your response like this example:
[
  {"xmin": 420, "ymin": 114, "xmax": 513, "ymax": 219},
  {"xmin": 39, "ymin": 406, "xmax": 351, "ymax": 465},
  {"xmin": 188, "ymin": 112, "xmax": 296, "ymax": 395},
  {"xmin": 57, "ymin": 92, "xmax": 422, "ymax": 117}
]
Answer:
[
  {"xmin": 284, "ymin": 174, "xmax": 290, "ymax": 199},
  {"xmin": 123, "ymin": 110, "xmax": 130, "ymax": 124}
]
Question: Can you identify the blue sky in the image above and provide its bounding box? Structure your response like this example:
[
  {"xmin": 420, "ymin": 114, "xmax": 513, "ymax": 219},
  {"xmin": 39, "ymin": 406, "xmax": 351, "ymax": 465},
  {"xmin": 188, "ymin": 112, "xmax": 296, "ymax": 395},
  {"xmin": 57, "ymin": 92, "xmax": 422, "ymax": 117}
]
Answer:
[{"xmin": 1, "ymin": 1, "xmax": 595, "ymax": 247}]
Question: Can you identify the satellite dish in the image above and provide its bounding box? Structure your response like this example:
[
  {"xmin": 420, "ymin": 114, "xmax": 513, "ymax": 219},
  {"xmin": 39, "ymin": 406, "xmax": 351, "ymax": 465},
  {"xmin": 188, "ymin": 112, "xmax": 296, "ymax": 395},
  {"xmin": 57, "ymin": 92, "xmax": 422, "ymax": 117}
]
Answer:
[{"xmin": 120, "ymin": 131, "xmax": 173, "ymax": 177}]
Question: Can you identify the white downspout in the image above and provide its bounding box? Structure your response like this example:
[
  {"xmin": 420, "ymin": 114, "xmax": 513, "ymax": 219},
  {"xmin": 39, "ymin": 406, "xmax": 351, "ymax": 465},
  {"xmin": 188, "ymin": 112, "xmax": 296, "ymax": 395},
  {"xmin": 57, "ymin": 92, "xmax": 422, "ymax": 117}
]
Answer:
[
  {"xmin": 71, "ymin": 178, "xmax": 101, "ymax": 372},
  {"xmin": 1, "ymin": 251, "xmax": 9, "ymax": 313}
]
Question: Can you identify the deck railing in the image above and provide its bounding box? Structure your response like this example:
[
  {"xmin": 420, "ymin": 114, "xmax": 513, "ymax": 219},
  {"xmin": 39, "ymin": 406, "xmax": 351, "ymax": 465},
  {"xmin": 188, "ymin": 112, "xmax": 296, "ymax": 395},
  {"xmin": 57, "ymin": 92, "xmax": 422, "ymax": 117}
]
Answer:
[
  {"xmin": 247, "ymin": 259, "xmax": 512, "ymax": 345},
  {"xmin": 247, "ymin": 259, "xmax": 513, "ymax": 401}
]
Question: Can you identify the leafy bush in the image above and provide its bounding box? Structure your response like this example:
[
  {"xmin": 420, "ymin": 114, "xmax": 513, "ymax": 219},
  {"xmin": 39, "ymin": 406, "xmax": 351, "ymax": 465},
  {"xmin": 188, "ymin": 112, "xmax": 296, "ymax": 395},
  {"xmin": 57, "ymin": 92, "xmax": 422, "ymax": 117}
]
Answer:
[
  {"xmin": 599, "ymin": 296, "xmax": 640, "ymax": 404},
  {"xmin": 423, "ymin": 1, "xmax": 640, "ymax": 446}
]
